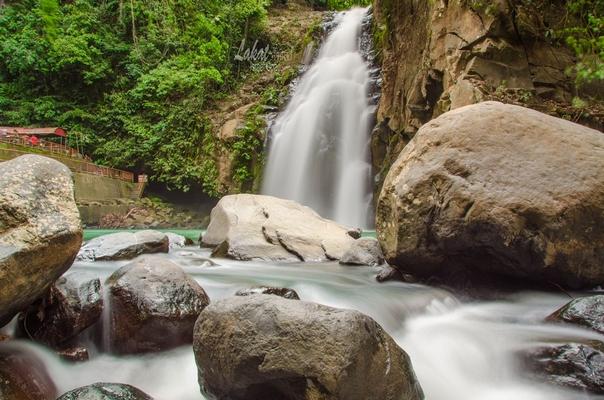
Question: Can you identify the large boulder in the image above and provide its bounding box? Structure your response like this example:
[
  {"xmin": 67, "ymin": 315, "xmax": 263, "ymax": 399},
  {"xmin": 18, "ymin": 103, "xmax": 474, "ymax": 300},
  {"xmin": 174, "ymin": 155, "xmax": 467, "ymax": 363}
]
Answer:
[
  {"xmin": 0, "ymin": 343, "xmax": 57, "ymax": 400},
  {"xmin": 193, "ymin": 295, "xmax": 423, "ymax": 400},
  {"xmin": 57, "ymin": 383, "xmax": 153, "ymax": 400},
  {"xmin": 377, "ymin": 102, "xmax": 604, "ymax": 289},
  {"xmin": 339, "ymin": 237, "xmax": 384, "ymax": 266},
  {"xmin": 202, "ymin": 194, "xmax": 360, "ymax": 262},
  {"xmin": 521, "ymin": 341, "xmax": 604, "ymax": 394},
  {"xmin": 105, "ymin": 256, "xmax": 210, "ymax": 354},
  {"xmin": 0, "ymin": 155, "xmax": 82, "ymax": 326},
  {"xmin": 547, "ymin": 295, "xmax": 604, "ymax": 335},
  {"xmin": 17, "ymin": 272, "xmax": 103, "ymax": 348},
  {"xmin": 77, "ymin": 230, "xmax": 169, "ymax": 261}
]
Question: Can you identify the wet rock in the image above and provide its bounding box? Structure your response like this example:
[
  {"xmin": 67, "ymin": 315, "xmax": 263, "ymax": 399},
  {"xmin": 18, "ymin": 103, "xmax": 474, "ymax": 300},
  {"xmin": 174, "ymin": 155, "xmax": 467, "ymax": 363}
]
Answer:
[
  {"xmin": 57, "ymin": 383, "xmax": 153, "ymax": 400},
  {"xmin": 0, "ymin": 155, "xmax": 83, "ymax": 326},
  {"xmin": 340, "ymin": 237, "xmax": 384, "ymax": 266},
  {"xmin": 17, "ymin": 272, "xmax": 102, "ymax": 348},
  {"xmin": 235, "ymin": 286, "xmax": 300, "ymax": 300},
  {"xmin": 376, "ymin": 265, "xmax": 406, "ymax": 283},
  {"xmin": 202, "ymin": 194, "xmax": 360, "ymax": 262},
  {"xmin": 377, "ymin": 102, "xmax": 604, "ymax": 289},
  {"xmin": 547, "ymin": 295, "xmax": 604, "ymax": 335},
  {"xmin": 193, "ymin": 295, "xmax": 423, "ymax": 400},
  {"xmin": 106, "ymin": 256, "xmax": 210, "ymax": 354},
  {"xmin": 165, "ymin": 232, "xmax": 194, "ymax": 249},
  {"xmin": 521, "ymin": 341, "xmax": 604, "ymax": 394},
  {"xmin": 77, "ymin": 230, "xmax": 169, "ymax": 261},
  {"xmin": 57, "ymin": 346, "xmax": 89, "ymax": 362},
  {"xmin": 0, "ymin": 343, "xmax": 58, "ymax": 400}
]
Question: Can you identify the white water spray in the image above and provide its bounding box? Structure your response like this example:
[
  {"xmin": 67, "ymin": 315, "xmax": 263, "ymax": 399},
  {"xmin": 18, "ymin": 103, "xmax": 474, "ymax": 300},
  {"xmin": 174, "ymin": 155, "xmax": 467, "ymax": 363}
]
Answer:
[{"xmin": 262, "ymin": 8, "xmax": 374, "ymax": 228}]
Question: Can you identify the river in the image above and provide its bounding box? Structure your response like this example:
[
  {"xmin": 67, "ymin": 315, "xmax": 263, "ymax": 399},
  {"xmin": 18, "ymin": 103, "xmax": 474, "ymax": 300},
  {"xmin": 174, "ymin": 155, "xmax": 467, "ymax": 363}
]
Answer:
[{"xmin": 14, "ymin": 246, "xmax": 604, "ymax": 399}]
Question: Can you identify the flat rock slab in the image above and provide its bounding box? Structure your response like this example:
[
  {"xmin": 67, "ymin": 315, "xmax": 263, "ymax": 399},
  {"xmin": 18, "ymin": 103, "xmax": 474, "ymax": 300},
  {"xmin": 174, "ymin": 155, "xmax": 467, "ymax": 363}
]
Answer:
[
  {"xmin": 77, "ymin": 230, "xmax": 169, "ymax": 261},
  {"xmin": 202, "ymin": 194, "xmax": 360, "ymax": 262}
]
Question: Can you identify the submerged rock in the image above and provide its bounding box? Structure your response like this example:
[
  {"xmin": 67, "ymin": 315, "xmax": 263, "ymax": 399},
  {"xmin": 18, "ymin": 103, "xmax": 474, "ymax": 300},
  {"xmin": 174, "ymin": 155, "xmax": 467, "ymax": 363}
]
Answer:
[
  {"xmin": 235, "ymin": 286, "xmax": 300, "ymax": 300},
  {"xmin": 202, "ymin": 194, "xmax": 360, "ymax": 262},
  {"xmin": 17, "ymin": 272, "xmax": 102, "ymax": 348},
  {"xmin": 0, "ymin": 343, "xmax": 58, "ymax": 400},
  {"xmin": 193, "ymin": 295, "xmax": 423, "ymax": 400},
  {"xmin": 377, "ymin": 102, "xmax": 604, "ymax": 289},
  {"xmin": 340, "ymin": 237, "xmax": 384, "ymax": 266},
  {"xmin": 57, "ymin": 346, "xmax": 89, "ymax": 362},
  {"xmin": 547, "ymin": 295, "xmax": 604, "ymax": 335},
  {"xmin": 0, "ymin": 155, "xmax": 83, "ymax": 327},
  {"xmin": 77, "ymin": 230, "xmax": 169, "ymax": 261},
  {"xmin": 521, "ymin": 341, "xmax": 604, "ymax": 394},
  {"xmin": 57, "ymin": 383, "xmax": 153, "ymax": 400},
  {"xmin": 106, "ymin": 256, "xmax": 210, "ymax": 354}
]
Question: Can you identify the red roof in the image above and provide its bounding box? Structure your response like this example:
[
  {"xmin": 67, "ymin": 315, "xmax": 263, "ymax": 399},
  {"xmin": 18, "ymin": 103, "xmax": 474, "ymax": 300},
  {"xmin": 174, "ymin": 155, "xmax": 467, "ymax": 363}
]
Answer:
[{"xmin": 0, "ymin": 127, "xmax": 67, "ymax": 137}]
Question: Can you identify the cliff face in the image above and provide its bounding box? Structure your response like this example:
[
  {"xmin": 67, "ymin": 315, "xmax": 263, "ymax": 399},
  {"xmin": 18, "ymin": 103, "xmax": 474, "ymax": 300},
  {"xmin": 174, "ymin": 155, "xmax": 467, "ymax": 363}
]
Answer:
[{"xmin": 371, "ymin": 0, "xmax": 587, "ymax": 196}]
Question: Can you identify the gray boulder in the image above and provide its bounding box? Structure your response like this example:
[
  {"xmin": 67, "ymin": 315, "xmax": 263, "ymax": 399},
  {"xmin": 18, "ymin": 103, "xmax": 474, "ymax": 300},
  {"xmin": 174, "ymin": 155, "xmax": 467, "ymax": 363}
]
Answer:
[
  {"xmin": 202, "ymin": 194, "xmax": 361, "ymax": 262},
  {"xmin": 521, "ymin": 341, "xmax": 604, "ymax": 394},
  {"xmin": 377, "ymin": 102, "xmax": 604, "ymax": 289},
  {"xmin": 0, "ymin": 155, "xmax": 82, "ymax": 326},
  {"xmin": 77, "ymin": 230, "xmax": 169, "ymax": 261},
  {"xmin": 106, "ymin": 256, "xmax": 210, "ymax": 354},
  {"xmin": 340, "ymin": 237, "xmax": 384, "ymax": 266},
  {"xmin": 57, "ymin": 383, "xmax": 153, "ymax": 400},
  {"xmin": 547, "ymin": 295, "xmax": 604, "ymax": 335},
  {"xmin": 193, "ymin": 295, "xmax": 423, "ymax": 400},
  {"xmin": 17, "ymin": 271, "xmax": 103, "ymax": 348}
]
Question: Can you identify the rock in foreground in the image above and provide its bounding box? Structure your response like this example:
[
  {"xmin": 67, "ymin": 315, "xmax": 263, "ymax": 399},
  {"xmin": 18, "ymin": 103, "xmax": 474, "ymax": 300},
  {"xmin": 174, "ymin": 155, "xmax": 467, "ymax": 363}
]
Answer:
[
  {"xmin": 17, "ymin": 272, "xmax": 102, "ymax": 348},
  {"xmin": 0, "ymin": 343, "xmax": 57, "ymax": 399},
  {"xmin": 106, "ymin": 257, "xmax": 209, "ymax": 354},
  {"xmin": 202, "ymin": 194, "xmax": 360, "ymax": 262},
  {"xmin": 193, "ymin": 295, "xmax": 423, "ymax": 400},
  {"xmin": 521, "ymin": 341, "xmax": 604, "ymax": 394},
  {"xmin": 77, "ymin": 230, "xmax": 169, "ymax": 261},
  {"xmin": 547, "ymin": 295, "xmax": 604, "ymax": 335},
  {"xmin": 0, "ymin": 155, "xmax": 82, "ymax": 326},
  {"xmin": 340, "ymin": 237, "xmax": 384, "ymax": 266},
  {"xmin": 57, "ymin": 383, "xmax": 153, "ymax": 400},
  {"xmin": 377, "ymin": 102, "xmax": 604, "ymax": 289}
]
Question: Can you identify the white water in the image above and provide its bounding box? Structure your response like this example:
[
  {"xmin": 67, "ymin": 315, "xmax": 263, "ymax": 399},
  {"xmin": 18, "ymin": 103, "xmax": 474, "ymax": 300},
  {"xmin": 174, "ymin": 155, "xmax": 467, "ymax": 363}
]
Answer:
[
  {"xmin": 9, "ymin": 248, "xmax": 604, "ymax": 400},
  {"xmin": 262, "ymin": 8, "xmax": 374, "ymax": 228}
]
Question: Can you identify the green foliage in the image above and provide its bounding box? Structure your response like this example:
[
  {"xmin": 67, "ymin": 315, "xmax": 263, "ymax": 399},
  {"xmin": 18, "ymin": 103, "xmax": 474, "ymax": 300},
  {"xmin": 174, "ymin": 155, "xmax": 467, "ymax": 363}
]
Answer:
[
  {"xmin": 0, "ymin": 0, "xmax": 272, "ymax": 193},
  {"xmin": 230, "ymin": 105, "xmax": 265, "ymax": 187},
  {"xmin": 305, "ymin": 0, "xmax": 370, "ymax": 10},
  {"xmin": 563, "ymin": 0, "xmax": 604, "ymax": 83}
]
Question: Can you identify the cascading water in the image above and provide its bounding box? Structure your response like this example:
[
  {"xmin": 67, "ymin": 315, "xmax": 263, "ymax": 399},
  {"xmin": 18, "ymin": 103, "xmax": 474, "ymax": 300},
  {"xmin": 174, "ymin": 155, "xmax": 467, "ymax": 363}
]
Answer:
[
  {"xmin": 262, "ymin": 8, "xmax": 374, "ymax": 228},
  {"xmin": 11, "ymin": 249, "xmax": 604, "ymax": 400}
]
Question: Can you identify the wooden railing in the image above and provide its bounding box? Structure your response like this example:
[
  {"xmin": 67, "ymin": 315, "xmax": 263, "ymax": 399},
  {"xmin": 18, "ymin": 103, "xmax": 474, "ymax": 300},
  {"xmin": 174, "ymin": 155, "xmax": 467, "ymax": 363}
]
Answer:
[
  {"xmin": 0, "ymin": 141, "xmax": 135, "ymax": 182},
  {"xmin": 0, "ymin": 135, "xmax": 90, "ymax": 161}
]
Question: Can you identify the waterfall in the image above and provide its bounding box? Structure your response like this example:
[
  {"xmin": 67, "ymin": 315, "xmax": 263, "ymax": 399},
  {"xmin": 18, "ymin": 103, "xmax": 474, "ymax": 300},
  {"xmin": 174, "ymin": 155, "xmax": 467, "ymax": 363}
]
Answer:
[{"xmin": 262, "ymin": 8, "xmax": 374, "ymax": 228}]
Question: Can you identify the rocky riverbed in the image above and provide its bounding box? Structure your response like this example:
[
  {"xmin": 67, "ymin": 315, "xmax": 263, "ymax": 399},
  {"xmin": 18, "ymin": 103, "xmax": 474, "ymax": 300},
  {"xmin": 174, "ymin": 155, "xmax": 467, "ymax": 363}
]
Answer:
[{"xmin": 1, "ymin": 100, "xmax": 603, "ymax": 399}]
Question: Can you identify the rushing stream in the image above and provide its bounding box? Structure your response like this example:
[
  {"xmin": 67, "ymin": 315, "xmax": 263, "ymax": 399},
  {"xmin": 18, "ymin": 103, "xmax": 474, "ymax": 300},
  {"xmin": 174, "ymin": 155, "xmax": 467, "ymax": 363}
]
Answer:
[
  {"xmin": 11, "ymin": 247, "xmax": 604, "ymax": 400},
  {"xmin": 262, "ymin": 8, "xmax": 374, "ymax": 228}
]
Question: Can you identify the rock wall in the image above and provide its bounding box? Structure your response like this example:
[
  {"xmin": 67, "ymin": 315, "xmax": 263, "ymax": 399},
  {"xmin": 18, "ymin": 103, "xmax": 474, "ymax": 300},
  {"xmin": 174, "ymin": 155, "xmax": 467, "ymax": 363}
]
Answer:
[{"xmin": 370, "ymin": 0, "xmax": 592, "ymax": 196}]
